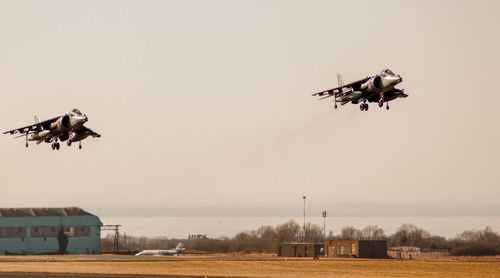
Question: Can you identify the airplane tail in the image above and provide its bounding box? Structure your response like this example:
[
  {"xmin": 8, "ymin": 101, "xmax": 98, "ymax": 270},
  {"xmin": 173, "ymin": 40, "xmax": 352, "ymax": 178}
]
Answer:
[
  {"xmin": 176, "ymin": 243, "xmax": 185, "ymax": 252},
  {"xmin": 337, "ymin": 73, "xmax": 345, "ymax": 87},
  {"xmin": 34, "ymin": 114, "xmax": 40, "ymax": 124}
]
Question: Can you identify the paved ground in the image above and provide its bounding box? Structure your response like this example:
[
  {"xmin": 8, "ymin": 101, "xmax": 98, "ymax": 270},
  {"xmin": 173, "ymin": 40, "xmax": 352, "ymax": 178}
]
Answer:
[
  {"xmin": 0, "ymin": 274, "xmax": 206, "ymax": 278},
  {"xmin": 0, "ymin": 254, "xmax": 499, "ymax": 278}
]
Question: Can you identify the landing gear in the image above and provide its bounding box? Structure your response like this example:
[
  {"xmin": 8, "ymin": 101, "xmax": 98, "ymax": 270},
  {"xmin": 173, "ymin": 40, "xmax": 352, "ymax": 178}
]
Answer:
[
  {"xmin": 334, "ymin": 102, "xmax": 338, "ymax": 109},
  {"xmin": 378, "ymin": 100, "xmax": 384, "ymax": 108},
  {"xmin": 51, "ymin": 141, "xmax": 60, "ymax": 150},
  {"xmin": 79, "ymin": 141, "xmax": 82, "ymax": 150},
  {"xmin": 386, "ymin": 103, "xmax": 390, "ymax": 110},
  {"xmin": 360, "ymin": 103, "xmax": 369, "ymax": 111},
  {"xmin": 25, "ymin": 141, "xmax": 29, "ymax": 148},
  {"xmin": 67, "ymin": 140, "xmax": 72, "ymax": 147},
  {"xmin": 25, "ymin": 134, "xmax": 28, "ymax": 148}
]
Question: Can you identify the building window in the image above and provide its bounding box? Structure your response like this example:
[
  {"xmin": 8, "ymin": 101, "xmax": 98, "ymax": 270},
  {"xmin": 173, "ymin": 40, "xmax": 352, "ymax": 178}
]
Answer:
[{"xmin": 2, "ymin": 227, "xmax": 26, "ymax": 238}]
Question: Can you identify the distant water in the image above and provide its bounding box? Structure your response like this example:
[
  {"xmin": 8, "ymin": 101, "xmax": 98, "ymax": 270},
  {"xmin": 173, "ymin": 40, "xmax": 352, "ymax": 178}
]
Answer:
[{"xmin": 99, "ymin": 216, "xmax": 500, "ymax": 239}]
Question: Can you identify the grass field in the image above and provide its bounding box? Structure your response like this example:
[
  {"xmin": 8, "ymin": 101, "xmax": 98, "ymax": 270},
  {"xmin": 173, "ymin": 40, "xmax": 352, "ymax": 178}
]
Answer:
[{"xmin": 0, "ymin": 254, "xmax": 499, "ymax": 278}]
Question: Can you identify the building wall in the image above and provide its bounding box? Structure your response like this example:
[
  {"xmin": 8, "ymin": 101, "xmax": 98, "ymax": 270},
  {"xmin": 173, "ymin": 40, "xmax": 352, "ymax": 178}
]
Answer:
[
  {"xmin": 387, "ymin": 246, "xmax": 420, "ymax": 259},
  {"xmin": 277, "ymin": 243, "xmax": 323, "ymax": 257},
  {"xmin": 357, "ymin": 240, "xmax": 387, "ymax": 259},
  {"xmin": 324, "ymin": 240, "xmax": 387, "ymax": 259},
  {"xmin": 278, "ymin": 244, "xmax": 296, "ymax": 257},
  {"xmin": 324, "ymin": 240, "xmax": 358, "ymax": 257},
  {"xmin": 0, "ymin": 215, "xmax": 101, "ymax": 255}
]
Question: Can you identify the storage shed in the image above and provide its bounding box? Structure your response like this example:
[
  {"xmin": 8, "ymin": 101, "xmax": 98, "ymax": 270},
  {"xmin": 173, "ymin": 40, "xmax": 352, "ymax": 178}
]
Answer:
[
  {"xmin": 0, "ymin": 207, "xmax": 102, "ymax": 255},
  {"xmin": 324, "ymin": 240, "xmax": 387, "ymax": 258}
]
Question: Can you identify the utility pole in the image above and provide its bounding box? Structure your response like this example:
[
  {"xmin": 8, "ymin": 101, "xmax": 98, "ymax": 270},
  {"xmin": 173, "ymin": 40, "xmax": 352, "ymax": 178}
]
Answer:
[
  {"xmin": 322, "ymin": 211, "xmax": 327, "ymax": 240},
  {"xmin": 101, "ymin": 225, "xmax": 122, "ymax": 253},
  {"xmin": 302, "ymin": 196, "xmax": 306, "ymax": 243}
]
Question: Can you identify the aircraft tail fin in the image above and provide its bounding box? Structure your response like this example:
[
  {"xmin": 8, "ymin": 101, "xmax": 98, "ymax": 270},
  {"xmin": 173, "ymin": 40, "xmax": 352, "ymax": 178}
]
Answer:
[
  {"xmin": 34, "ymin": 114, "xmax": 40, "ymax": 124},
  {"xmin": 337, "ymin": 73, "xmax": 345, "ymax": 87},
  {"xmin": 176, "ymin": 243, "xmax": 185, "ymax": 252}
]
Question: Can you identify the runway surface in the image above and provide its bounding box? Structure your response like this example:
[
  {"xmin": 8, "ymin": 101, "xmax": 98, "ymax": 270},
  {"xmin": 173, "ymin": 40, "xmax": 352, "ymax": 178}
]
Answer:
[
  {"xmin": 1, "ymin": 254, "xmax": 499, "ymax": 278},
  {"xmin": 0, "ymin": 273, "xmax": 208, "ymax": 278}
]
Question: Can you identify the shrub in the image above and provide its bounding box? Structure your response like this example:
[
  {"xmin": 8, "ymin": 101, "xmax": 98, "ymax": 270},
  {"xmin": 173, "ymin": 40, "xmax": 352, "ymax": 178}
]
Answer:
[
  {"xmin": 189, "ymin": 238, "xmax": 231, "ymax": 253},
  {"xmin": 450, "ymin": 242, "xmax": 498, "ymax": 256}
]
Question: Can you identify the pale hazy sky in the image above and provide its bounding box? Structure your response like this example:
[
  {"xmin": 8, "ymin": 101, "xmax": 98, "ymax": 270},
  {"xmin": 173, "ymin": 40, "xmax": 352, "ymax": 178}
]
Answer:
[{"xmin": 0, "ymin": 0, "xmax": 498, "ymax": 216}]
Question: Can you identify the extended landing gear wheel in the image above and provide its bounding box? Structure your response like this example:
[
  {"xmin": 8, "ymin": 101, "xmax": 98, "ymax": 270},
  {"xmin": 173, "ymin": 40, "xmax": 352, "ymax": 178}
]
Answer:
[
  {"xmin": 79, "ymin": 142, "xmax": 82, "ymax": 150},
  {"xmin": 334, "ymin": 103, "xmax": 338, "ymax": 109},
  {"xmin": 67, "ymin": 140, "xmax": 72, "ymax": 147},
  {"xmin": 364, "ymin": 104, "xmax": 369, "ymax": 111},
  {"xmin": 51, "ymin": 143, "xmax": 55, "ymax": 150},
  {"xmin": 360, "ymin": 104, "xmax": 364, "ymax": 111},
  {"xmin": 386, "ymin": 103, "xmax": 390, "ymax": 110},
  {"xmin": 25, "ymin": 142, "xmax": 28, "ymax": 148},
  {"xmin": 378, "ymin": 100, "xmax": 384, "ymax": 107},
  {"xmin": 56, "ymin": 143, "xmax": 60, "ymax": 150}
]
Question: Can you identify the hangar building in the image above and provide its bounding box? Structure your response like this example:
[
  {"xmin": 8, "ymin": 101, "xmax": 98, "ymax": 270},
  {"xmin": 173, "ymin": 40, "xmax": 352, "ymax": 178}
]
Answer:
[{"xmin": 0, "ymin": 207, "xmax": 102, "ymax": 255}]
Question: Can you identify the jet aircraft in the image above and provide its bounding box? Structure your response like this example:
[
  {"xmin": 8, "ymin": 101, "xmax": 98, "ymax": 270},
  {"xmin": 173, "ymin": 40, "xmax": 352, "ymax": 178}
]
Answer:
[
  {"xmin": 135, "ymin": 243, "xmax": 185, "ymax": 256},
  {"xmin": 3, "ymin": 109, "xmax": 100, "ymax": 150},
  {"xmin": 312, "ymin": 69, "xmax": 407, "ymax": 111}
]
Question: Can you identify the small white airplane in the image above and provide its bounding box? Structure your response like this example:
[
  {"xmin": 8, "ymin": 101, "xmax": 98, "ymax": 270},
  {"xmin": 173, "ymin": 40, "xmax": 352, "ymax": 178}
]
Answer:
[{"xmin": 135, "ymin": 243, "xmax": 185, "ymax": 256}]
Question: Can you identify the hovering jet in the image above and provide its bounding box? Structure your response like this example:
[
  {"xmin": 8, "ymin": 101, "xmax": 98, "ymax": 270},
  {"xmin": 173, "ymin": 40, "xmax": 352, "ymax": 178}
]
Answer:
[
  {"xmin": 3, "ymin": 109, "xmax": 101, "ymax": 150},
  {"xmin": 312, "ymin": 69, "xmax": 407, "ymax": 111},
  {"xmin": 135, "ymin": 243, "xmax": 185, "ymax": 256}
]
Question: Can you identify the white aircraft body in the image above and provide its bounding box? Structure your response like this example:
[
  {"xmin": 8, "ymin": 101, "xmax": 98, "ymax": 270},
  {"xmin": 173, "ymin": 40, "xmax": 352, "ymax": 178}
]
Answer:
[{"xmin": 135, "ymin": 243, "xmax": 185, "ymax": 256}]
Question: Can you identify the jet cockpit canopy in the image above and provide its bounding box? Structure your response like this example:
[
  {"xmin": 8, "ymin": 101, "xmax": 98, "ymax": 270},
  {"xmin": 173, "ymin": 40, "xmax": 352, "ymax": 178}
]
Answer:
[
  {"xmin": 70, "ymin": 109, "xmax": 83, "ymax": 116},
  {"xmin": 381, "ymin": 69, "xmax": 394, "ymax": 76}
]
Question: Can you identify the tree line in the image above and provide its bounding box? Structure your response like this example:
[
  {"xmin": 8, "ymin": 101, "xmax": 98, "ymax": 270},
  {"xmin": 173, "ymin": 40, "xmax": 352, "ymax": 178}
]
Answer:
[{"xmin": 101, "ymin": 220, "xmax": 500, "ymax": 256}]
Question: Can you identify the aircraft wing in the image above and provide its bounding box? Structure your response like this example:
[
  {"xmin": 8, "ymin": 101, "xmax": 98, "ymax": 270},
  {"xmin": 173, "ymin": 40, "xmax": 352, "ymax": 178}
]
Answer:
[
  {"xmin": 312, "ymin": 77, "xmax": 370, "ymax": 99},
  {"xmin": 75, "ymin": 126, "xmax": 101, "ymax": 138},
  {"xmin": 3, "ymin": 116, "xmax": 60, "ymax": 136}
]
